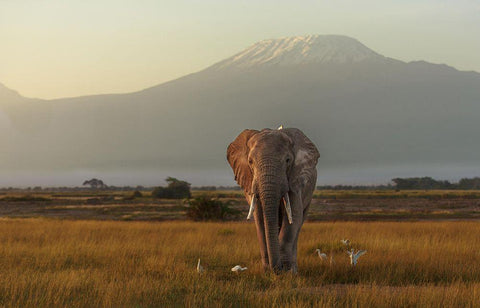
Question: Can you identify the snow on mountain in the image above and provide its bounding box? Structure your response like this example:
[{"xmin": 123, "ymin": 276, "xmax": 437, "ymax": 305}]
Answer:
[{"xmin": 210, "ymin": 35, "xmax": 386, "ymax": 70}]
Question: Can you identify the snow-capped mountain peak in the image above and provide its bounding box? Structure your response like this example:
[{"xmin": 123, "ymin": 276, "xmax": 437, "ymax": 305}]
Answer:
[{"xmin": 210, "ymin": 35, "xmax": 385, "ymax": 70}]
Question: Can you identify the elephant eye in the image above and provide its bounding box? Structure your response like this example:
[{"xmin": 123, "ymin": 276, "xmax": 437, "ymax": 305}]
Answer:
[
  {"xmin": 248, "ymin": 158, "xmax": 253, "ymax": 165},
  {"xmin": 286, "ymin": 158, "xmax": 291, "ymax": 163}
]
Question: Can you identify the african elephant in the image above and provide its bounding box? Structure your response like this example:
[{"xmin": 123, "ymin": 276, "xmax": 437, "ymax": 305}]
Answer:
[{"xmin": 227, "ymin": 127, "xmax": 320, "ymax": 273}]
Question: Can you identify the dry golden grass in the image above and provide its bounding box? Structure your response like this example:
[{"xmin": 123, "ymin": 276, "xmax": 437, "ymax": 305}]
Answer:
[{"xmin": 0, "ymin": 219, "xmax": 479, "ymax": 307}]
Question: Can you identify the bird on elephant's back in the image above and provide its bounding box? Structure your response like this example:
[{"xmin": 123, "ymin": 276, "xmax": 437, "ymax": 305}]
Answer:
[{"xmin": 226, "ymin": 127, "xmax": 320, "ymax": 273}]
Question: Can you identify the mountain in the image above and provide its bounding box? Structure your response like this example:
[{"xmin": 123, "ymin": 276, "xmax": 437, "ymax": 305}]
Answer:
[
  {"xmin": 210, "ymin": 35, "xmax": 387, "ymax": 69},
  {"xmin": 0, "ymin": 83, "xmax": 47, "ymax": 134},
  {"xmin": 1, "ymin": 35, "xmax": 480, "ymax": 186},
  {"xmin": 0, "ymin": 83, "xmax": 35, "ymax": 103}
]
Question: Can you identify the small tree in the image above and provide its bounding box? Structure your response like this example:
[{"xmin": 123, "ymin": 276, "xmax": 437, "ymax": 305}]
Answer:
[
  {"xmin": 165, "ymin": 177, "xmax": 191, "ymax": 198},
  {"xmin": 82, "ymin": 178, "xmax": 107, "ymax": 189},
  {"xmin": 152, "ymin": 177, "xmax": 191, "ymax": 199}
]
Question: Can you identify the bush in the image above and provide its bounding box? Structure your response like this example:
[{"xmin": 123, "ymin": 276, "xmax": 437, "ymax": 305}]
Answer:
[
  {"xmin": 152, "ymin": 177, "xmax": 191, "ymax": 199},
  {"xmin": 186, "ymin": 196, "xmax": 240, "ymax": 221},
  {"xmin": 132, "ymin": 190, "xmax": 143, "ymax": 198},
  {"xmin": 122, "ymin": 190, "xmax": 143, "ymax": 201},
  {"xmin": 151, "ymin": 186, "xmax": 168, "ymax": 198}
]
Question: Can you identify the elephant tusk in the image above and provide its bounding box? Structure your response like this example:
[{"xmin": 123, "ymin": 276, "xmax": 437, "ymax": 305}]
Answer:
[
  {"xmin": 247, "ymin": 194, "xmax": 256, "ymax": 220},
  {"xmin": 283, "ymin": 193, "xmax": 293, "ymax": 224}
]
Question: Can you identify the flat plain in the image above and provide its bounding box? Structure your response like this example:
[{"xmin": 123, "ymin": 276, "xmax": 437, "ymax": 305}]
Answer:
[
  {"xmin": 1, "ymin": 189, "xmax": 480, "ymax": 221},
  {"xmin": 0, "ymin": 190, "xmax": 479, "ymax": 307}
]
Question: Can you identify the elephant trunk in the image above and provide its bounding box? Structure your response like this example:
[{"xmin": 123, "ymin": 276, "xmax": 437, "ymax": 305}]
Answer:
[
  {"xmin": 257, "ymin": 161, "xmax": 284, "ymax": 272},
  {"xmin": 262, "ymin": 191, "xmax": 281, "ymax": 271}
]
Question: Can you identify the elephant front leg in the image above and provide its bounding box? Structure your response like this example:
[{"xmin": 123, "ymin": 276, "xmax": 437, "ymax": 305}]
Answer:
[
  {"xmin": 279, "ymin": 191, "xmax": 303, "ymax": 273},
  {"xmin": 290, "ymin": 211, "xmax": 307, "ymax": 273},
  {"xmin": 253, "ymin": 203, "xmax": 269, "ymax": 271}
]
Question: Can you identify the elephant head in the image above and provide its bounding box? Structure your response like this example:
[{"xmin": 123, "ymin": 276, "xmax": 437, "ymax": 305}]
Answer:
[{"xmin": 227, "ymin": 127, "xmax": 320, "ymax": 272}]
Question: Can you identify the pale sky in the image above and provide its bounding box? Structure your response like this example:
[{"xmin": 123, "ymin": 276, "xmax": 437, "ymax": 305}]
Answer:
[{"xmin": 1, "ymin": 0, "xmax": 479, "ymax": 99}]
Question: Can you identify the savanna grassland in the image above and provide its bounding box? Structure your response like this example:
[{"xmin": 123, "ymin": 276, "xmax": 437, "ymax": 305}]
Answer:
[
  {"xmin": 1, "ymin": 190, "xmax": 480, "ymax": 307},
  {"xmin": 0, "ymin": 219, "xmax": 480, "ymax": 307}
]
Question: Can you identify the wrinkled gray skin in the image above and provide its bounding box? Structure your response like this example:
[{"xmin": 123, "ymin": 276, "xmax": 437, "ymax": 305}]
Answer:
[{"xmin": 227, "ymin": 128, "xmax": 320, "ymax": 273}]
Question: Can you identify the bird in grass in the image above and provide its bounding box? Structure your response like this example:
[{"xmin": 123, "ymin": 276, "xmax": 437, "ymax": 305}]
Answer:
[
  {"xmin": 277, "ymin": 125, "xmax": 283, "ymax": 130},
  {"xmin": 347, "ymin": 249, "xmax": 367, "ymax": 266},
  {"xmin": 315, "ymin": 249, "xmax": 327, "ymax": 260},
  {"xmin": 231, "ymin": 265, "xmax": 247, "ymax": 273},
  {"xmin": 341, "ymin": 239, "xmax": 351, "ymax": 246},
  {"xmin": 197, "ymin": 259, "xmax": 205, "ymax": 273}
]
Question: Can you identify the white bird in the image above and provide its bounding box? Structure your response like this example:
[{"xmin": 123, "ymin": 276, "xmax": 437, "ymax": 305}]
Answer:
[
  {"xmin": 341, "ymin": 239, "xmax": 351, "ymax": 246},
  {"xmin": 277, "ymin": 125, "xmax": 283, "ymax": 130},
  {"xmin": 197, "ymin": 258, "xmax": 204, "ymax": 273},
  {"xmin": 315, "ymin": 249, "xmax": 327, "ymax": 260},
  {"xmin": 231, "ymin": 265, "xmax": 247, "ymax": 273},
  {"xmin": 347, "ymin": 249, "xmax": 367, "ymax": 266}
]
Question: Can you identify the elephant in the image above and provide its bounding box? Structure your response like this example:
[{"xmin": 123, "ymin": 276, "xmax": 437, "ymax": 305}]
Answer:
[{"xmin": 227, "ymin": 127, "xmax": 320, "ymax": 273}]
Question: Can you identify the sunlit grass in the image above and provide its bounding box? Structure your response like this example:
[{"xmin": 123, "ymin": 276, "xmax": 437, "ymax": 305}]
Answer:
[{"xmin": 0, "ymin": 219, "xmax": 479, "ymax": 306}]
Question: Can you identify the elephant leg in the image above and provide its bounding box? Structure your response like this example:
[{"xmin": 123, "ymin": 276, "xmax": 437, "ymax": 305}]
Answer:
[
  {"xmin": 291, "ymin": 206, "xmax": 310, "ymax": 272},
  {"xmin": 290, "ymin": 179, "xmax": 315, "ymax": 267},
  {"xmin": 254, "ymin": 203, "xmax": 269, "ymax": 270},
  {"xmin": 291, "ymin": 230, "xmax": 301, "ymax": 273},
  {"xmin": 279, "ymin": 191, "xmax": 304, "ymax": 272}
]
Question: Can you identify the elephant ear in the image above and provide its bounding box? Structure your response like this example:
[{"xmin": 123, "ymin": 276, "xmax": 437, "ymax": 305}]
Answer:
[
  {"xmin": 282, "ymin": 128, "xmax": 320, "ymax": 190},
  {"xmin": 227, "ymin": 129, "xmax": 259, "ymax": 194}
]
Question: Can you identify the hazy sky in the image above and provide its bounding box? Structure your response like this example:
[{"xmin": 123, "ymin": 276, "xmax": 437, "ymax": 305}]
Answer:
[{"xmin": 1, "ymin": 0, "xmax": 479, "ymax": 99}]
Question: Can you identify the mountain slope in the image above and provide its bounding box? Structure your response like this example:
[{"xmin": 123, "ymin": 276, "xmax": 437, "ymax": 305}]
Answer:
[
  {"xmin": 1, "ymin": 35, "xmax": 480, "ymax": 185},
  {"xmin": 0, "ymin": 83, "xmax": 36, "ymax": 103}
]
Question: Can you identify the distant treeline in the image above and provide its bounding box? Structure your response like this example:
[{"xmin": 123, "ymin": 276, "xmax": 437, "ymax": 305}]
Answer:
[
  {"xmin": 2, "ymin": 177, "xmax": 480, "ymax": 192},
  {"xmin": 317, "ymin": 177, "xmax": 480, "ymax": 190},
  {"xmin": 392, "ymin": 177, "xmax": 480, "ymax": 190}
]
